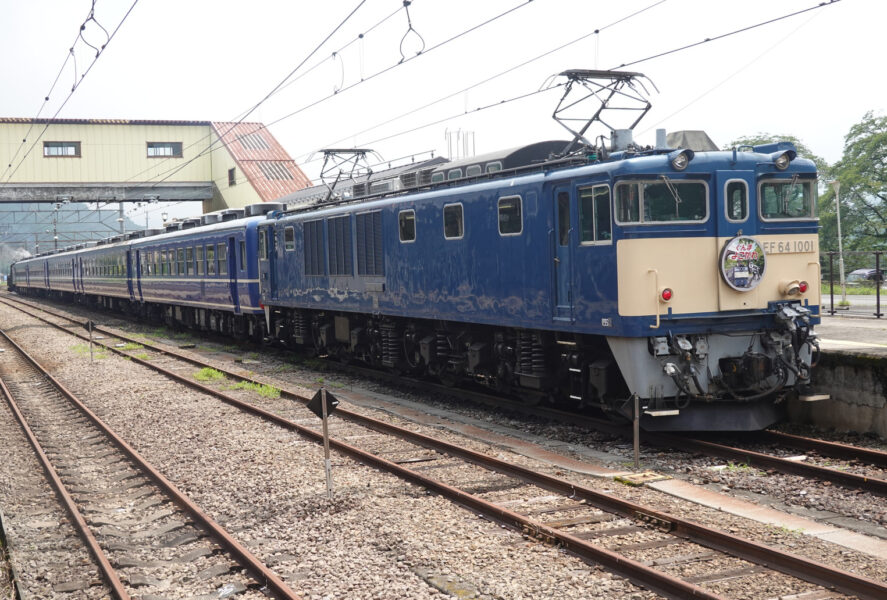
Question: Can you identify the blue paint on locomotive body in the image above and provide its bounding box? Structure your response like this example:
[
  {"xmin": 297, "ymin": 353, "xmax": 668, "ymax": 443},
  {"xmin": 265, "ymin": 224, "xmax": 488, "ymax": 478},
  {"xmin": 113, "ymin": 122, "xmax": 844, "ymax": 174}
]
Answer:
[{"xmin": 261, "ymin": 148, "xmax": 819, "ymax": 338}]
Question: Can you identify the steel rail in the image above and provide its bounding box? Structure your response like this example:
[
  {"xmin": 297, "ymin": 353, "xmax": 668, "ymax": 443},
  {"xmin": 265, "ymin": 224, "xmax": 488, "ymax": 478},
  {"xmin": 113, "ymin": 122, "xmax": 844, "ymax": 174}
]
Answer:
[
  {"xmin": 646, "ymin": 433, "xmax": 887, "ymax": 497},
  {"xmin": 1, "ymin": 298, "xmax": 883, "ymax": 598},
  {"xmin": 0, "ymin": 329, "xmax": 302, "ymax": 600},
  {"xmin": 0, "ymin": 346, "xmax": 131, "ymax": 599},
  {"xmin": 754, "ymin": 429, "xmax": 887, "ymax": 468}
]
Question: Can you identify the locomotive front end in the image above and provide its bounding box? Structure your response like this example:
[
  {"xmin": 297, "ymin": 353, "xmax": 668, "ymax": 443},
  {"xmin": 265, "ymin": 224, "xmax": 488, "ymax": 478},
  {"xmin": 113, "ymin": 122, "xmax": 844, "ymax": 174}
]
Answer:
[{"xmin": 608, "ymin": 144, "xmax": 823, "ymax": 431}]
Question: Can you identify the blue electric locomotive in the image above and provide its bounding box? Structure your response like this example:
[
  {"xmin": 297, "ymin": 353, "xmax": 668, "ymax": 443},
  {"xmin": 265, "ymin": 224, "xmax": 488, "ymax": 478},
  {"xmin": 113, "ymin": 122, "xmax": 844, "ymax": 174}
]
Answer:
[{"xmin": 256, "ymin": 136, "xmax": 822, "ymax": 431}]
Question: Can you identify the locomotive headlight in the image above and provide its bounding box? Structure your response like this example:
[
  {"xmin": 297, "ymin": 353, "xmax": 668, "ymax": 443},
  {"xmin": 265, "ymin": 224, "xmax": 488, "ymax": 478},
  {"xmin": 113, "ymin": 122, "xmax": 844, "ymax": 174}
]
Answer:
[
  {"xmin": 781, "ymin": 280, "xmax": 801, "ymax": 296},
  {"xmin": 668, "ymin": 149, "xmax": 694, "ymax": 171},
  {"xmin": 771, "ymin": 149, "xmax": 797, "ymax": 171}
]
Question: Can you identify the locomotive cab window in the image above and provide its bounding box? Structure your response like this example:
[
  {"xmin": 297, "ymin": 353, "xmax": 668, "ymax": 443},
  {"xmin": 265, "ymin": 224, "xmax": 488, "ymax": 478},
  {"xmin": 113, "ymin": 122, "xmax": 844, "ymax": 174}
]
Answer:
[
  {"xmin": 399, "ymin": 210, "xmax": 416, "ymax": 242},
  {"xmin": 579, "ymin": 185, "xmax": 612, "ymax": 243},
  {"xmin": 498, "ymin": 196, "xmax": 522, "ymax": 235},
  {"xmin": 615, "ymin": 180, "xmax": 708, "ymax": 224},
  {"xmin": 726, "ymin": 180, "xmax": 748, "ymax": 222},
  {"xmin": 444, "ymin": 203, "xmax": 464, "ymax": 239},
  {"xmin": 759, "ymin": 178, "xmax": 816, "ymax": 220}
]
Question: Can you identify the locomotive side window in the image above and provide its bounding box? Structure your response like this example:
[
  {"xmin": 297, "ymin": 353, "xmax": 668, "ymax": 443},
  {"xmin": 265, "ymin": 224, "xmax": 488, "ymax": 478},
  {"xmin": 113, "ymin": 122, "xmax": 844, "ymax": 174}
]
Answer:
[
  {"xmin": 284, "ymin": 226, "xmax": 295, "ymax": 251},
  {"xmin": 304, "ymin": 220, "xmax": 325, "ymax": 276},
  {"xmin": 579, "ymin": 185, "xmax": 612, "ymax": 243},
  {"xmin": 443, "ymin": 204, "xmax": 464, "ymax": 239},
  {"xmin": 615, "ymin": 180, "xmax": 707, "ymax": 224},
  {"xmin": 725, "ymin": 180, "xmax": 748, "ymax": 222},
  {"xmin": 196, "ymin": 246, "xmax": 204, "ymax": 275},
  {"xmin": 759, "ymin": 179, "xmax": 816, "ymax": 220},
  {"xmin": 206, "ymin": 245, "xmax": 216, "ymax": 276},
  {"xmin": 328, "ymin": 215, "xmax": 353, "ymax": 275},
  {"xmin": 398, "ymin": 210, "xmax": 416, "ymax": 242},
  {"xmin": 218, "ymin": 244, "xmax": 227, "ymax": 275},
  {"xmin": 498, "ymin": 195, "xmax": 522, "ymax": 235}
]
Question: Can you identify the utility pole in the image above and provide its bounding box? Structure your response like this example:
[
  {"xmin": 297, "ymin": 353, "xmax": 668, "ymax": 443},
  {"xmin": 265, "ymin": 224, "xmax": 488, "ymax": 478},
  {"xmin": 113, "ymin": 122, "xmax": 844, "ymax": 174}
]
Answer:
[{"xmin": 831, "ymin": 180, "xmax": 846, "ymax": 303}]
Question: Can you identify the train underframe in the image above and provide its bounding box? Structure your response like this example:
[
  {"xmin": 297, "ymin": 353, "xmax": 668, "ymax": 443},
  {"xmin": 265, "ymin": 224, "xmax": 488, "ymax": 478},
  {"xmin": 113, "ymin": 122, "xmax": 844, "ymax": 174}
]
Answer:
[{"xmin": 13, "ymin": 286, "xmax": 819, "ymax": 432}]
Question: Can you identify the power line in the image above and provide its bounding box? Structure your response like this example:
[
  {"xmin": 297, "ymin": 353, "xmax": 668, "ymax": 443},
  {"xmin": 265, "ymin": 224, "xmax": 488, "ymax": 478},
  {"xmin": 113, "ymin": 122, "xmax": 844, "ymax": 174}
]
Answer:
[
  {"xmin": 137, "ymin": 0, "xmax": 537, "ymax": 191},
  {"xmin": 302, "ymin": 0, "xmax": 669, "ymax": 162},
  {"xmin": 612, "ymin": 0, "xmax": 842, "ymax": 70},
  {"xmin": 1, "ymin": 0, "xmax": 142, "ymax": 185}
]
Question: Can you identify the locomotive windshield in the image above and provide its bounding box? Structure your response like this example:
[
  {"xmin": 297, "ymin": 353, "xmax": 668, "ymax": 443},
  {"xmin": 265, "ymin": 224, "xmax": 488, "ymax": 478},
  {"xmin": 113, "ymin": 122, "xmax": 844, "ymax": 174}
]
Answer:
[
  {"xmin": 759, "ymin": 178, "xmax": 816, "ymax": 220},
  {"xmin": 615, "ymin": 180, "xmax": 707, "ymax": 224}
]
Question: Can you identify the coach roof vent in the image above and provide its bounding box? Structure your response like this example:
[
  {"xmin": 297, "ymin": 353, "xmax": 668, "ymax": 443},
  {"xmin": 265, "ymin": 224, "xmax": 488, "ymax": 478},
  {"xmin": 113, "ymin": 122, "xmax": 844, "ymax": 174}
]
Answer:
[
  {"xmin": 144, "ymin": 228, "xmax": 163, "ymax": 237},
  {"xmin": 124, "ymin": 231, "xmax": 146, "ymax": 240},
  {"xmin": 220, "ymin": 208, "xmax": 245, "ymax": 221},
  {"xmin": 165, "ymin": 222, "xmax": 182, "ymax": 232},
  {"xmin": 244, "ymin": 202, "xmax": 285, "ymax": 217},
  {"xmin": 181, "ymin": 217, "xmax": 202, "ymax": 230},
  {"xmin": 201, "ymin": 212, "xmax": 223, "ymax": 225}
]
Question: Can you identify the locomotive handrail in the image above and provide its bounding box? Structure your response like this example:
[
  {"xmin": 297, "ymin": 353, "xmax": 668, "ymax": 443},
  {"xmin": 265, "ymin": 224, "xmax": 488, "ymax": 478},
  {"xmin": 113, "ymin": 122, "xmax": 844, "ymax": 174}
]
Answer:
[{"xmin": 648, "ymin": 268, "xmax": 660, "ymax": 329}]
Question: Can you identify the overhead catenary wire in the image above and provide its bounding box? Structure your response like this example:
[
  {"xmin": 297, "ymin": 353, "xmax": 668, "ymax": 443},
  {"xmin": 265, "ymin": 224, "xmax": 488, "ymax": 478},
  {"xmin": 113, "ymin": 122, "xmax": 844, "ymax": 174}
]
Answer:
[
  {"xmin": 301, "ymin": 0, "xmax": 669, "ymax": 163},
  {"xmin": 136, "ymin": 0, "xmax": 537, "ymax": 193},
  {"xmin": 0, "ymin": 0, "xmax": 132, "ymax": 183},
  {"xmin": 1, "ymin": 0, "xmax": 142, "ymax": 185}
]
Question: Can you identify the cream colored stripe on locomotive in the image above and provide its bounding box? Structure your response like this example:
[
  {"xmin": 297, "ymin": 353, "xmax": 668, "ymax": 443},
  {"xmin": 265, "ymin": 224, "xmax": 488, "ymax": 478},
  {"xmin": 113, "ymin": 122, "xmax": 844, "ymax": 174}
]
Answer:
[{"xmin": 617, "ymin": 234, "xmax": 821, "ymax": 317}]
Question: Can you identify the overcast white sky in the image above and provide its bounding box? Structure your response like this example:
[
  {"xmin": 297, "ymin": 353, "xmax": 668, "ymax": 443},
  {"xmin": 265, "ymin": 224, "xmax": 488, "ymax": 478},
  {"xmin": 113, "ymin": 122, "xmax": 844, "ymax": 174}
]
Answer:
[{"xmin": 0, "ymin": 0, "xmax": 882, "ymax": 222}]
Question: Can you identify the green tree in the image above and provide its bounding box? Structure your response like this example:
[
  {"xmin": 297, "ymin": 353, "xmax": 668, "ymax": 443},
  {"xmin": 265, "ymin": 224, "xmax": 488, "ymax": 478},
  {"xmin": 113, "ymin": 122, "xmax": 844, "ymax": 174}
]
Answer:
[
  {"xmin": 724, "ymin": 133, "xmax": 831, "ymax": 178},
  {"xmin": 829, "ymin": 111, "xmax": 887, "ymax": 251}
]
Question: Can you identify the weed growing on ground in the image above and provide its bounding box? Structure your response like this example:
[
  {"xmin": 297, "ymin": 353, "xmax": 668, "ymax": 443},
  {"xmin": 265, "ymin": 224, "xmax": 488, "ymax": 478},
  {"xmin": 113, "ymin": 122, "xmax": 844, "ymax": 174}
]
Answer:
[
  {"xmin": 119, "ymin": 342, "xmax": 143, "ymax": 351},
  {"xmin": 229, "ymin": 381, "xmax": 280, "ymax": 398},
  {"xmin": 194, "ymin": 367, "xmax": 226, "ymax": 382},
  {"xmin": 133, "ymin": 352, "xmax": 150, "ymax": 360}
]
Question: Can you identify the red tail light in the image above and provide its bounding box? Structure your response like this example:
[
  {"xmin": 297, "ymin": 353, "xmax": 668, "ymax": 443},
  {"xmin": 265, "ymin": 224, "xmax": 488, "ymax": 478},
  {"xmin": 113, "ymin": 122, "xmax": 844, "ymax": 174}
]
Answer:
[
  {"xmin": 661, "ymin": 288, "xmax": 673, "ymax": 302},
  {"xmin": 798, "ymin": 281, "xmax": 808, "ymax": 293}
]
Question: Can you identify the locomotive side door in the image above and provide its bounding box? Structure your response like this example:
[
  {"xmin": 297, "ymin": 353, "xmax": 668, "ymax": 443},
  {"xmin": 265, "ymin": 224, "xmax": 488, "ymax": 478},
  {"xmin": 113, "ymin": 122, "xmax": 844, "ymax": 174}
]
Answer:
[{"xmin": 552, "ymin": 186, "xmax": 574, "ymax": 320}]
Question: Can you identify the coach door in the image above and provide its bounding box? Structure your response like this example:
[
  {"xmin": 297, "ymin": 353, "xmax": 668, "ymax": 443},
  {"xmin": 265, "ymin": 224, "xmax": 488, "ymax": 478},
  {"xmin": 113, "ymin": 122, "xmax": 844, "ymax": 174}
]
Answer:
[
  {"xmin": 134, "ymin": 250, "xmax": 143, "ymax": 302},
  {"xmin": 227, "ymin": 236, "xmax": 240, "ymax": 314},
  {"xmin": 257, "ymin": 225, "xmax": 272, "ymax": 298},
  {"xmin": 552, "ymin": 187, "xmax": 574, "ymax": 320},
  {"xmin": 43, "ymin": 262, "xmax": 49, "ymax": 289},
  {"xmin": 125, "ymin": 250, "xmax": 135, "ymax": 301}
]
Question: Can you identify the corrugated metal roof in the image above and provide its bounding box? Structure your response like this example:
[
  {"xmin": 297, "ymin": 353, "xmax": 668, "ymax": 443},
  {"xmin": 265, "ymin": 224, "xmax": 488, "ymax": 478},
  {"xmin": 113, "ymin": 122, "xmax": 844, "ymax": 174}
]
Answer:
[
  {"xmin": 211, "ymin": 122, "xmax": 311, "ymax": 202},
  {"xmin": 0, "ymin": 117, "xmax": 212, "ymax": 126}
]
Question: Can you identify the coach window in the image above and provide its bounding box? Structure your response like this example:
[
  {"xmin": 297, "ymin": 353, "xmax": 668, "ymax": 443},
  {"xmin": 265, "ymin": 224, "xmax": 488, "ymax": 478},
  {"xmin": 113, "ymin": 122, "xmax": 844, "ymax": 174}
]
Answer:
[
  {"xmin": 486, "ymin": 161, "xmax": 502, "ymax": 174},
  {"xmin": 186, "ymin": 247, "xmax": 194, "ymax": 275},
  {"xmin": 206, "ymin": 245, "xmax": 216, "ymax": 275},
  {"xmin": 177, "ymin": 248, "xmax": 185, "ymax": 276},
  {"xmin": 217, "ymin": 243, "xmax": 227, "ymax": 275},
  {"xmin": 284, "ymin": 226, "xmax": 295, "ymax": 251},
  {"xmin": 579, "ymin": 185, "xmax": 612, "ymax": 243},
  {"xmin": 725, "ymin": 180, "xmax": 748, "ymax": 222},
  {"xmin": 239, "ymin": 240, "xmax": 246, "ymax": 271},
  {"xmin": 160, "ymin": 250, "xmax": 167, "ymax": 275},
  {"xmin": 498, "ymin": 196, "xmax": 522, "ymax": 235},
  {"xmin": 431, "ymin": 172, "xmax": 444, "ymax": 183},
  {"xmin": 444, "ymin": 203, "xmax": 464, "ymax": 239},
  {"xmin": 466, "ymin": 165, "xmax": 482, "ymax": 177},
  {"xmin": 398, "ymin": 210, "xmax": 416, "ymax": 242},
  {"xmin": 196, "ymin": 246, "xmax": 204, "ymax": 275},
  {"xmin": 447, "ymin": 168, "xmax": 462, "ymax": 181}
]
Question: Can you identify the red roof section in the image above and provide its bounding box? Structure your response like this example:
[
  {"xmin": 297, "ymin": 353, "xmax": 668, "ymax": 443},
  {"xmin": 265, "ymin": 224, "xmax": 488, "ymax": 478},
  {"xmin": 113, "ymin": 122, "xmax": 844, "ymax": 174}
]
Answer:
[{"xmin": 211, "ymin": 122, "xmax": 311, "ymax": 202}]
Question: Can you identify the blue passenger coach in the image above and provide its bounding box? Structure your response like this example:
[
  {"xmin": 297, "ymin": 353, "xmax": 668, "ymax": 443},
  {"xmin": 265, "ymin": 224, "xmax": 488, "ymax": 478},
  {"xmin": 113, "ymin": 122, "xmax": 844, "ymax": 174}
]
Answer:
[{"xmin": 258, "ymin": 141, "xmax": 822, "ymax": 431}]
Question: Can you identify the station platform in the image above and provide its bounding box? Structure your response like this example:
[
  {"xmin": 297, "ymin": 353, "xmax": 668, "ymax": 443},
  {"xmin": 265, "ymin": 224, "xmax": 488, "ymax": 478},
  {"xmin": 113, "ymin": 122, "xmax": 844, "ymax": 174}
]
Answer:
[{"xmin": 816, "ymin": 315, "xmax": 887, "ymax": 357}]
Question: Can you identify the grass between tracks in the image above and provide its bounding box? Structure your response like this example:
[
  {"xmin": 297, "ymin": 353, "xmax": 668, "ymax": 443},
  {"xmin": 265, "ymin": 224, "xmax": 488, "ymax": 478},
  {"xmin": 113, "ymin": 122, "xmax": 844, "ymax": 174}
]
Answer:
[{"xmin": 192, "ymin": 367, "xmax": 280, "ymax": 399}]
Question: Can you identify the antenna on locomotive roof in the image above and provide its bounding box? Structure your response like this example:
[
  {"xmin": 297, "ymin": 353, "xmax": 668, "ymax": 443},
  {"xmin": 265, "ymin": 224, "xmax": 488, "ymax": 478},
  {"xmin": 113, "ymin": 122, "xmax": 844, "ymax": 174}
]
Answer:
[
  {"xmin": 551, "ymin": 69, "xmax": 658, "ymax": 157},
  {"xmin": 313, "ymin": 148, "xmax": 380, "ymax": 203}
]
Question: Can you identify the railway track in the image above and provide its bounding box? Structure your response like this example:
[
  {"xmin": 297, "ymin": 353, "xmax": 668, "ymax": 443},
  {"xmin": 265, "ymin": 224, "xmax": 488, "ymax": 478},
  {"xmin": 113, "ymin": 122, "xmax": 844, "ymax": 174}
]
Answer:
[
  {"xmin": 0, "ymin": 327, "xmax": 299, "ymax": 599},
  {"xmin": 1, "ymin": 294, "xmax": 884, "ymax": 599}
]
